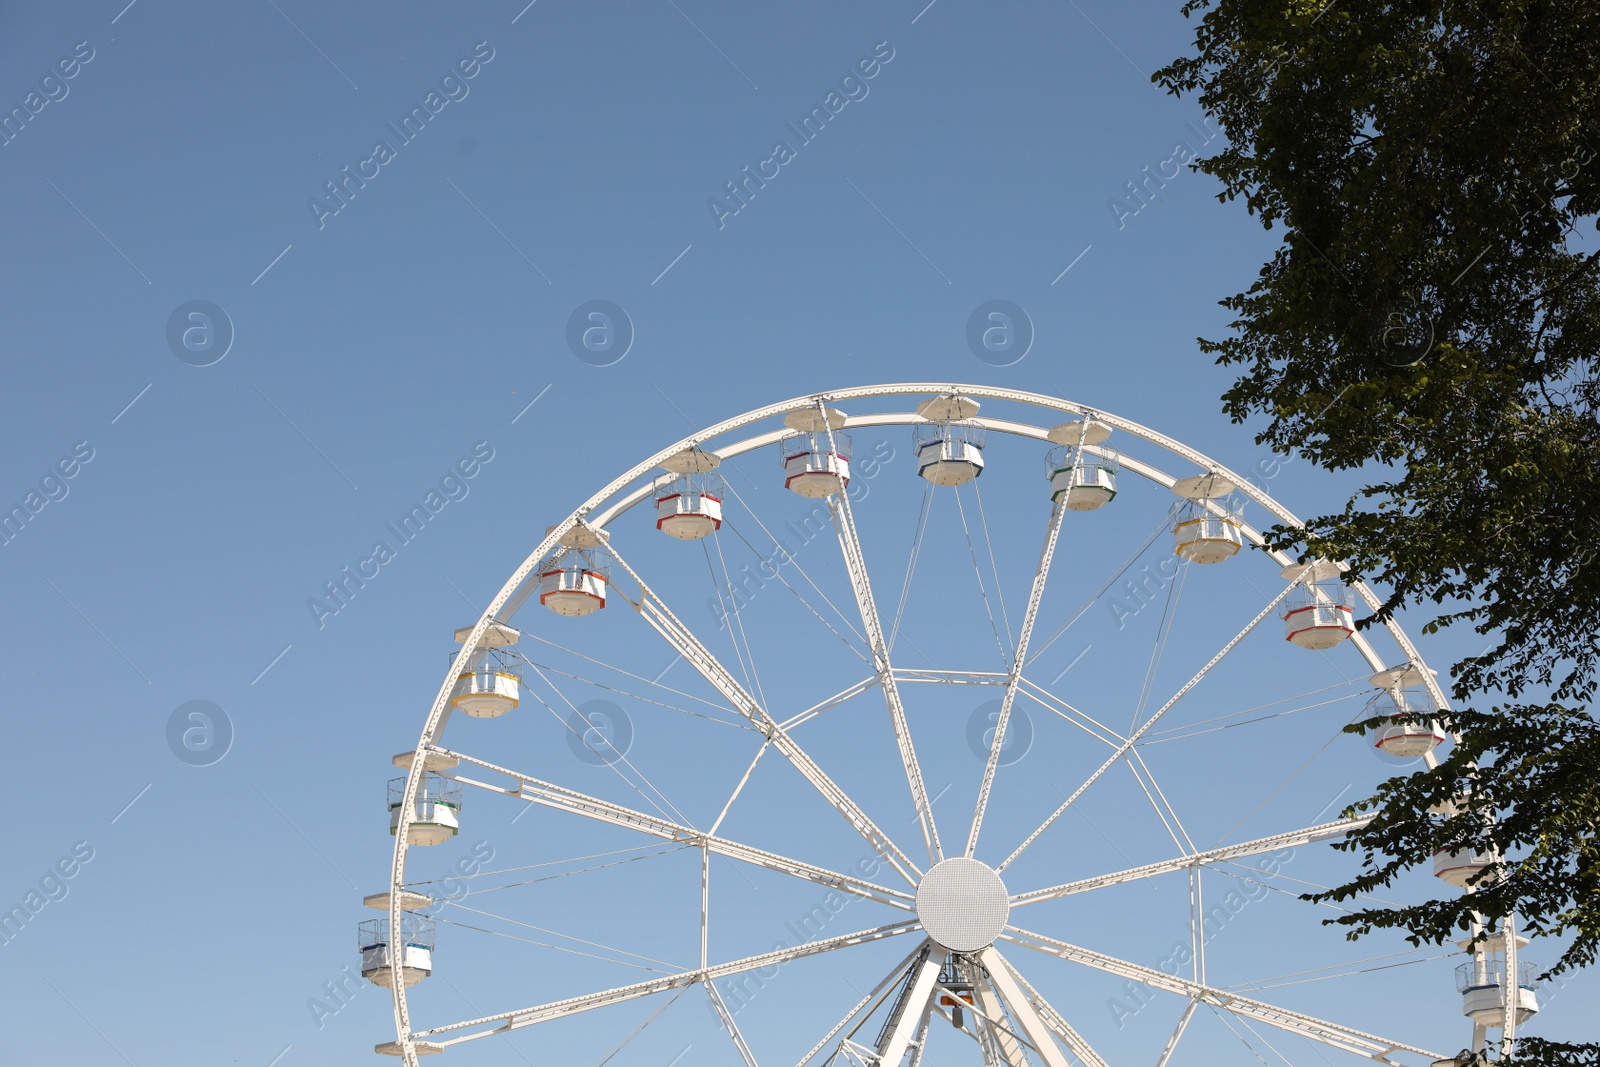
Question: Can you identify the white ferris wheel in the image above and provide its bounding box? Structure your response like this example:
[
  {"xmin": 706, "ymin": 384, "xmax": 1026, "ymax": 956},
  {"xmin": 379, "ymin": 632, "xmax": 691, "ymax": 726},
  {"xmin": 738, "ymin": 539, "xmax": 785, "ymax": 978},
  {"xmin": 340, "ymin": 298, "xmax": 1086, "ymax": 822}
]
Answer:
[{"xmin": 369, "ymin": 385, "xmax": 1533, "ymax": 1067}]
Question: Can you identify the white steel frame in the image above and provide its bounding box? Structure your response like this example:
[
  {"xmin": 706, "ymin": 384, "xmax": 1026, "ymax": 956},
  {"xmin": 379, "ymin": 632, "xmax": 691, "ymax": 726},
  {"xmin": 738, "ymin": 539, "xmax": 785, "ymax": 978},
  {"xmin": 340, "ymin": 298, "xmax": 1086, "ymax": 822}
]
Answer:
[{"xmin": 384, "ymin": 384, "xmax": 1476, "ymax": 1067}]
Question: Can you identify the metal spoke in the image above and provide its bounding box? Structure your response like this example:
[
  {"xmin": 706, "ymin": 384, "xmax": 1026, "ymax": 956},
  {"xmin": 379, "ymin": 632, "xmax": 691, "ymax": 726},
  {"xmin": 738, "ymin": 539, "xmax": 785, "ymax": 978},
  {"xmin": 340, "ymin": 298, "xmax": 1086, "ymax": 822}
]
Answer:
[
  {"xmin": 720, "ymin": 514, "xmax": 874, "ymax": 663},
  {"xmin": 1125, "ymin": 555, "xmax": 1189, "ymax": 733},
  {"xmin": 973, "ymin": 1009, "xmax": 1004, "ymax": 1067},
  {"xmin": 872, "ymin": 946, "xmax": 942, "ymax": 1067},
  {"xmin": 989, "ymin": 953, "xmax": 1110, "ymax": 1067},
  {"xmin": 977, "ymin": 948, "xmax": 1073, "ymax": 1067},
  {"xmin": 967, "ymin": 498, "xmax": 1070, "ymax": 856},
  {"xmin": 415, "ymin": 919, "xmax": 921, "ymax": 1046},
  {"xmin": 1018, "ymin": 679, "xmax": 1125, "ymax": 748},
  {"xmin": 822, "ymin": 413, "xmax": 943, "ymax": 866},
  {"xmin": 903, "ymin": 999, "xmax": 937, "ymax": 1067},
  {"xmin": 969, "ymin": 479, "xmax": 1015, "ymax": 649},
  {"xmin": 716, "ymin": 478, "xmax": 870, "ymax": 651},
  {"xmin": 710, "ymin": 741, "xmax": 770, "ymax": 836},
  {"xmin": 521, "ymin": 658, "xmax": 696, "ymax": 828},
  {"xmin": 951, "ymin": 483, "xmax": 1012, "ymax": 666},
  {"xmin": 1000, "ymin": 577, "xmax": 1307, "ymax": 872},
  {"xmin": 1009, "ymin": 816, "xmax": 1373, "ymax": 908},
  {"xmin": 1024, "ymin": 508, "xmax": 1172, "ymax": 668},
  {"xmin": 1156, "ymin": 999, "xmax": 1199, "ymax": 1067},
  {"xmin": 708, "ymin": 982, "xmax": 762, "ymax": 1067},
  {"xmin": 521, "ymin": 630, "xmax": 746, "ymax": 721},
  {"xmin": 436, "ymin": 747, "xmax": 914, "ymax": 908},
  {"xmin": 973, "ymin": 975, "xmax": 1029, "ymax": 1067},
  {"xmin": 604, "ymin": 538, "xmax": 923, "ymax": 884},
  {"xmin": 706, "ymin": 530, "xmax": 773, "ymax": 715},
  {"xmin": 782, "ymin": 670, "xmax": 1009, "ymax": 734},
  {"xmin": 793, "ymin": 942, "xmax": 931, "ymax": 1067},
  {"xmin": 1123, "ymin": 751, "xmax": 1196, "ymax": 854},
  {"xmin": 512, "ymin": 645, "xmax": 752, "ymax": 731},
  {"xmin": 898, "ymin": 668, "xmax": 1010, "ymax": 686},
  {"xmin": 781, "ymin": 676, "xmax": 880, "ymax": 731},
  {"xmin": 439, "ymin": 900, "xmax": 687, "ymax": 972},
  {"xmin": 581, "ymin": 991, "xmax": 687, "ymax": 1067},
  {"xmin": 888, "ymin": 480, "xmax": 934, "ymax": 655},
  {"xmin": 970, "ymin": 996, "xmax": 1010, "ymax": 1067},
  {"xmin": 1001, "ymin": 926, "xmax": 1446, "ymax": 1063},
  {"xmin": 700, "ymin": 846, "xmax": 710, "ymax": 971}
]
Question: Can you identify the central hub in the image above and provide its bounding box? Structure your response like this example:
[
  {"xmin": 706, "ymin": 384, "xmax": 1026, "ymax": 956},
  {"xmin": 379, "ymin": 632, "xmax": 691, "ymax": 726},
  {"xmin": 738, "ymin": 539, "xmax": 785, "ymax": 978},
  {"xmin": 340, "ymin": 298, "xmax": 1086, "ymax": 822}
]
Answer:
[{"xmin": 915, "ymin": 857, "xmax": 1010, "ymax": 953}]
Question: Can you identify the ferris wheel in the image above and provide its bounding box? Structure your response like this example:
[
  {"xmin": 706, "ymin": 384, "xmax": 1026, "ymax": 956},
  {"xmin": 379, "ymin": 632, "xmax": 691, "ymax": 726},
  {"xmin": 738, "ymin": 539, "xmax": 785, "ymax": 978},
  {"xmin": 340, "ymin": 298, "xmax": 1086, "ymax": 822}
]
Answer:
[{"xmin": 370, "ymin": 385, "xmax": 1533, "ymax": 1067}]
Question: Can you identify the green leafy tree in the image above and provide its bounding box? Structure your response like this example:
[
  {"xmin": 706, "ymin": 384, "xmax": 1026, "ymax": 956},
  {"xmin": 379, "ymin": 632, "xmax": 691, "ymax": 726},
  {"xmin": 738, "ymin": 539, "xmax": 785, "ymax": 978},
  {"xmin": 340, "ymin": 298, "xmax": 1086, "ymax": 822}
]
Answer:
[{"xmin": 1155, "ymin": 1, "xmax": 1600, "ymax": 1060}]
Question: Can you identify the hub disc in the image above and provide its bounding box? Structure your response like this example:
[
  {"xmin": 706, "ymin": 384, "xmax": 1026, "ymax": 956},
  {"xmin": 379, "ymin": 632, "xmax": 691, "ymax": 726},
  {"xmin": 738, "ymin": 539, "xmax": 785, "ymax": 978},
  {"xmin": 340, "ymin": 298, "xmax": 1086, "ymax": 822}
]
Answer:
[{"xmin": 915, "ymin": 857, "xmax": 1010, "ymax": 953}]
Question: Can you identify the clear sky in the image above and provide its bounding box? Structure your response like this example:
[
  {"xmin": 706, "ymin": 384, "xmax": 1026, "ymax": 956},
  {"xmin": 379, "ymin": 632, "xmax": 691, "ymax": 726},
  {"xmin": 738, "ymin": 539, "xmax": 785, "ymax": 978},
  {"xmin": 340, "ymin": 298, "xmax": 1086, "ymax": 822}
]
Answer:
[{"xmin": 2, "ymin": 2, "xmax": 1593, "ymax": 1066}]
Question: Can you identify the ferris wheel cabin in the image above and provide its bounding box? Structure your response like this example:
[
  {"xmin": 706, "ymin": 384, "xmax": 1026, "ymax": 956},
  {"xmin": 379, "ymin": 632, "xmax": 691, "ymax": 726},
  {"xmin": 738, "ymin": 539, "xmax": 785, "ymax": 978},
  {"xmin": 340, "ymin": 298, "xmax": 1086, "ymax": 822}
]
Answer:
[
  {"xmin": 1280, "ymin": 561, "xmax": 1356, "ymax": 650},
  {"xmin": 1433, "ymin": 847, "xmax": 1493, "ymax": 888},
  {"xmin": 913, "ymin": 395, "xmax": 986, "ymax": 486},
  {"xmin": 1173, "ymin": 497, "xmax": 1244, "ymax": 563},
  {"xmin": 1369, "ymin": 664, "xmax": 1448, "ymax": 758},
  {"xmin": 539, "ymin": 526, "xmax": 611, "ymax": 616},
  {"xmin": 359, "ymin": 915, "xmax": 435, "ymax": 988},
  {"xmin": 449, "ymin": 622, "xmax": 522, "ymax": 718},
  {"xmin": 780, "ymin": 407, "xmax": 851, "ymax": 497},
  {"xmin": 1044, "ymin": 417, "xmax": 1117, "ymax": 510},
  {"xmin": 1372, "ymin": 692, "xmax": 1448, "ymax": 758},
  {"xmin": 656, "ymin": 473, "xmax": 725, "ymax": 540},
  {"xmin": 1046, "ymin": 448, "xmax": 1118, "ymax": 511},
  {"xmin": 540, "ymin": 560, "xmax": 609, "ymax": 615},
  {"xmin": 388, "ymin": 773, "xmax": 462, "ymax": 846},
  {"xmin": 1455, "ymin": 933, "xmax": 1539, "ymax": 1026}
]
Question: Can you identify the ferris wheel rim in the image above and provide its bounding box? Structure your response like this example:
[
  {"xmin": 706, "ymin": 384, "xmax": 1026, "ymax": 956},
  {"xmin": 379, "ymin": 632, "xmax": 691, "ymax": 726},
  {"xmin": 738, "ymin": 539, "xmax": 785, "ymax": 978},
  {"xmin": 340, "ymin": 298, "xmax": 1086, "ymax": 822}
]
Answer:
[{"xmin": 383, "ymin": 384, "xmax": 1461, "ymax": 1066}]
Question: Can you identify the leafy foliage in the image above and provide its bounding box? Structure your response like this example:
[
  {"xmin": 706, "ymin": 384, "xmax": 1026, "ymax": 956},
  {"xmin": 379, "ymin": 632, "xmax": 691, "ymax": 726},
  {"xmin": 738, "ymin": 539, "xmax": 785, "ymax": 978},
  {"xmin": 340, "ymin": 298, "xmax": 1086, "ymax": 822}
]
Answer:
[
  {"xmin": 1319, "ymin": 704, "xmax": 1600, "ymax": 977},
  {"xmin": 1156, "ymin": 0, "xmax": 1600, "ymax": 1057},
  {"xmin": 1510, "ymin": 1040, "xmax": 1600, "ymax": 1066}
]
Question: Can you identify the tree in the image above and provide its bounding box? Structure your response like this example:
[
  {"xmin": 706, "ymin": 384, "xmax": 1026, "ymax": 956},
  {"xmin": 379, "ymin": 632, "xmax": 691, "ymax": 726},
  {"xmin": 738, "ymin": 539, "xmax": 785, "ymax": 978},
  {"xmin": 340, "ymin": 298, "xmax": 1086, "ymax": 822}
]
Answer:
[{"xmin": 1155, "ymin": 1, "xmax": 1600, "ymax": 1060}]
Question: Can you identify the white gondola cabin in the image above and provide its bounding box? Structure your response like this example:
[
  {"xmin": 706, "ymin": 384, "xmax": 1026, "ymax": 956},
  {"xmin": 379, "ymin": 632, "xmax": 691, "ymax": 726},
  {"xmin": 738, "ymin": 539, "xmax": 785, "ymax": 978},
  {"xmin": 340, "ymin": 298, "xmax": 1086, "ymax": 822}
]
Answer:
[
  {"xmin": 539, "ymin": 548, "xmax": 609, "ymax": 617},
  {"xmin": 540, "ymin": 560, "xmax": 608, "ymax": 615},
  {"xmin": 1434, "ymin": 847, "xmax": 1493, "ymax": 888},
  {"xmin": 448, "ymin": 622, "xmax": 521, "ymax": 718},
  {"xmin": 780, "ymin": 407, "xmax": 851, "ymax": 498},
  {"xmin": 1368, "ymin": 663, "xmax": 1447, "ymax": 758},
  {"xmin": 359, "ymin": 915, "xmax": 435, "ymax": 987},
  {"xmin": 1280, "ymin": 561, "xmax": 1355, "ymax": 650},
  {"xmin": 1371, "ymin": 691, "xmax": 1448, "ymax": 758},
  {"xmin": 538, "ymin": 525, "xmax": 612, "ymax": 616},
  {"xmin": 1046, "ymin": 446, "xmax": 1118, "ymax": 510},
  {"xmin": 1173, "ymin": 501, "xmax": 1244, "ymax": 563},
  {"xmin": 1172, "ymin": 474, "xmax": 1243, "ymax": 563},
  {"xmin": 913, "ymin": 395, "xmax": 985, "ymax": 487},
  {"xmin": 781, "ymin": 431, "xmax": 851, "ymax": 498},
  {"xmin": 914, "ymin": 422, "xmax": 986, "ymax": 486},
  {"xmin": 1456, "ymin": 939, "xmax": 1538, "ymax": 1025},
  {"xmin": 388, "ymin": 774, "xmax": 462, "ymax": 846},
  {"xmin": 656, "ymin": 472, "xmax": 725, "ymax": 539}
]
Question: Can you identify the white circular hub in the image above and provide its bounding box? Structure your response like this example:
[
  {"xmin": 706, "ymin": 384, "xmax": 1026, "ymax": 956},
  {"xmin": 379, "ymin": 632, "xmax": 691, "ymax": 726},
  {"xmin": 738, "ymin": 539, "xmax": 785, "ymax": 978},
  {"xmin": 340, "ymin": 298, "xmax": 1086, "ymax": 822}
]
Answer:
[{"xmin": 915, "ymin": 858, "xmax": 1010, "ymax": 953}]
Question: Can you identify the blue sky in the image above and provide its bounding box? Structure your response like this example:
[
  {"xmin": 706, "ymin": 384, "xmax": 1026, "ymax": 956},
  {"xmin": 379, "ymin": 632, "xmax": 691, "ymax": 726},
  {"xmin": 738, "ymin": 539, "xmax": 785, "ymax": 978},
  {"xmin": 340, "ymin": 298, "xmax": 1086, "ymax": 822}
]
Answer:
[{"xmin": 2, "ymin": 1, "xmax": 1592, "ymax": 1065}]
